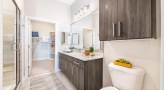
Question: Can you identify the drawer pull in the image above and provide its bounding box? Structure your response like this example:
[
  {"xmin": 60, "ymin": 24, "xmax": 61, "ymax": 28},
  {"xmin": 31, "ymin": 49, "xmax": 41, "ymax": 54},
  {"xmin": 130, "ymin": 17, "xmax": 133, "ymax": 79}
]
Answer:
[{"xmin": 118, "ymin": 22, "xmax": 121, "ymax": 37}]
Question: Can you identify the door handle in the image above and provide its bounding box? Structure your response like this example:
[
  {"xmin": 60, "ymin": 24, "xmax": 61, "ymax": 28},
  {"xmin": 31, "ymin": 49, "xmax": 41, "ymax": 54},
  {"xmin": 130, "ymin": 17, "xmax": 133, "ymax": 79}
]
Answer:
[
  {"xmin": 118, "ymin": 22, "xmax": 121, "ymax": 37},
  {"xmin": 113, "ymin": 23, "xmax": 115, "ymax": 37}
]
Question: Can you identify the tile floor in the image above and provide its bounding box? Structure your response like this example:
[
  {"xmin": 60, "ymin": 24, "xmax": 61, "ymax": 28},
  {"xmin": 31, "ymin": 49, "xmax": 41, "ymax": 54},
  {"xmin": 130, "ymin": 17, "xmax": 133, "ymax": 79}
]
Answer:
[
  {"xmin": 20, "ymin": 60, "xmax": 76, "ymax": 90},
  {"xmin": 30, "ymin": 60, "xmax": 55, "ymax": 77},
  {"xmin": 3, "ymin": 64, "xmax": 16, "ymax": 90}
]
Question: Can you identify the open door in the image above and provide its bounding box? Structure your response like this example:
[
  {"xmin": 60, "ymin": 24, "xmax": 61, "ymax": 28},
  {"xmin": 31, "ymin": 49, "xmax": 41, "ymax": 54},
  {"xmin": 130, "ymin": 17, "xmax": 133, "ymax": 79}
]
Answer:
[
  {"xmin": 28, "ymin": 21, "xmax": 32, "ymax": 76},
  {"xmin": 24, "ymin": 18, "xmax": 32, "ymax": 76}
]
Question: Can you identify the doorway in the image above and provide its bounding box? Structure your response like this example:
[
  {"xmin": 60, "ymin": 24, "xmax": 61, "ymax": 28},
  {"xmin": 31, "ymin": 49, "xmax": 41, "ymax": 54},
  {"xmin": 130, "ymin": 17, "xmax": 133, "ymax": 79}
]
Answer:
[
  {"xmin": 27, "ymin": 19, "xmax": 56, "ymax": 77},
  {"xmin": 3, "ymin": 0, "xmax": 21, "ymax": 89}
]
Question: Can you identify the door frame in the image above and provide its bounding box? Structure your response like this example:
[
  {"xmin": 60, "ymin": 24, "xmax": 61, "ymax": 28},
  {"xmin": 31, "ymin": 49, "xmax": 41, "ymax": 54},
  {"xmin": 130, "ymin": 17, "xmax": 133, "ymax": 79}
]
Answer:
[
  {"xmin": 161, "ymin": 0, "xmax": 164, "ymax": 90},
  {"xmin": 24, "ymin": 16, "xmax": 56, "ymax": 77},
  {"xmin": 0, "ymin": 0, "xmax": 3, "ymax": 89}
]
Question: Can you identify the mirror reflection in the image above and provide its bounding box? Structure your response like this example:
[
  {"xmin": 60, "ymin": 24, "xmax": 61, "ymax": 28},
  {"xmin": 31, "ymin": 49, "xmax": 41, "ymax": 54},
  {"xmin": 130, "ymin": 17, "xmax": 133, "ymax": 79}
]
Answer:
[
  {"xmin": 61, "ymin": 32, "xmax": 72, "ymax": 45},
  {"xmin": 71, "ymin": 10, "xmax": 100, "ymax": 50},
  {"xmin": 72, "ymin": 33, "xmax": 79, "ymax": 45}
]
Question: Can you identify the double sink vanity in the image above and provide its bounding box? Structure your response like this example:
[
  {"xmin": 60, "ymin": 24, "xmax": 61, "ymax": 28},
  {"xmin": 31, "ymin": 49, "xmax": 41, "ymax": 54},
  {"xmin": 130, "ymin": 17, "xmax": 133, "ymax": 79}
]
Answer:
[{"xmin": 59, "ymin": 51, "xmax": 103, "ymax": 90}]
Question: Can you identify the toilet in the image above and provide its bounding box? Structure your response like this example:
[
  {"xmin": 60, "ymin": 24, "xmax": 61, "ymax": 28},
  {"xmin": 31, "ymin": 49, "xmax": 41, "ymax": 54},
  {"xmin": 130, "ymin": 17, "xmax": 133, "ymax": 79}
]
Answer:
[{"xmin": 101, "ymin": 63, "xmax": 145, "ymax": 90}]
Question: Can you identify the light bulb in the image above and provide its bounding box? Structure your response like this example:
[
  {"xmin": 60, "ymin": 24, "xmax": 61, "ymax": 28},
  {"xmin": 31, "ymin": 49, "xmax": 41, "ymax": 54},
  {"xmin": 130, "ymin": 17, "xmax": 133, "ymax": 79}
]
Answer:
[
  {"xmin": 80, "ymin": 9, "xmax": 84, "ymax": 16},
  {"xmin": 83, "ymin": 5, "xmax": 88, "ymax": 13},
  {"xmin": 76, "ymin": 11, "xmax": 80, "ymax": 18},
  {"xmin": 74, "ymin": 13, "xmax": 77, "ymax": 20}
]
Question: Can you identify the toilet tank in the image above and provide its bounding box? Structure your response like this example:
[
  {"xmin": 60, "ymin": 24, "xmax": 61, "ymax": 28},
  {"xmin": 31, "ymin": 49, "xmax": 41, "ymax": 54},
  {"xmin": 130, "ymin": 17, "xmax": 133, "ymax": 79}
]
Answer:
[{"xmin": 109, "ymin": 63, "xmax": 145, "ymax": 90}]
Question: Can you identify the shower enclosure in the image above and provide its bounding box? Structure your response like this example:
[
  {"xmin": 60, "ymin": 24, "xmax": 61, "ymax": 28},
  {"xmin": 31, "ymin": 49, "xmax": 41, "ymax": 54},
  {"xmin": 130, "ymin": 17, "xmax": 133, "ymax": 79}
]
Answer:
[{"xmin": 3, "ymin": 0, "xmax": 21, "ymax": 89}]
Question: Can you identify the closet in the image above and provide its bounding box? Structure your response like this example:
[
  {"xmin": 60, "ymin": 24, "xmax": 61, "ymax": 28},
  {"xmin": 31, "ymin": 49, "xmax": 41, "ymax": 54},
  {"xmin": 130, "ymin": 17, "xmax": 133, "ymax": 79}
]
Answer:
[{"xmin": 31, "ymin": 21, "xmax": 55, "ymax": 60}]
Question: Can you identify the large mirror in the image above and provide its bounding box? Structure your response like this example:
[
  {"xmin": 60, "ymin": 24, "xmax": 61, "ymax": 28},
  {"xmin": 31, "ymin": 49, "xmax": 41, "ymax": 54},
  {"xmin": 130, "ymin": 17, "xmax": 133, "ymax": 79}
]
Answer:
[{"xmin": 71, "ymin": 10, "xmax": 100, "ymax": 50}]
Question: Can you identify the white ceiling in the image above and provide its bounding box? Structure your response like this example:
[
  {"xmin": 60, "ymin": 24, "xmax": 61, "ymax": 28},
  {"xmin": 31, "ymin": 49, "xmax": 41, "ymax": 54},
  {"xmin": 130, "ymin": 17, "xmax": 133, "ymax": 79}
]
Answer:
[{"xmin": 56, "ymin": 0, "xmax": 76, "ymax": 5}]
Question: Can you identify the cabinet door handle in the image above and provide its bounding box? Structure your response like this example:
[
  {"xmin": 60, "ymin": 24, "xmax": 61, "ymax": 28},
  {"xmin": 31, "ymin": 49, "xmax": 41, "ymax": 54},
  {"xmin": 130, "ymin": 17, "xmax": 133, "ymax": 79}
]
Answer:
[
  {"xmin": 113, "ymin": 23, "xmax": 115, "ymax": 37},
  {"xmin": 118, "ymin": 22, "xmax": 121, "ymax": 37},
  {"xmin": 72, "ymin": 66, "xmax": 74, "ymax": 75}
]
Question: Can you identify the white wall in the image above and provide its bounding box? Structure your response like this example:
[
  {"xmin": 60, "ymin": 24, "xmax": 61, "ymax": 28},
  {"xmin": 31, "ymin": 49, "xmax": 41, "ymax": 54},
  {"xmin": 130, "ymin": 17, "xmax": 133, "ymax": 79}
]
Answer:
[
  {"xmin": 0, "ymin": 0, "xmax": 3, "ymax": 89},
  {"xmin": 103, "ymin": 0, "xmax": 161, "ymax": 90},
  {"xmin": 31, "ymin": 21, "xmax": 55, "ymax": 38},
  {"xmin": 25, "ymin": 0, "xmax": 71, "ymax": 24},
  {"xmin": 161, "ymin": 0, "xmax": 164, "ymax": 90},
  {"xmin": 93, "ymin": 13, "xmax": 100, "ymax": 50},
  {"xmin": 24, "ymin": 0, "xmax": 71, "ymax": 72},
  {"xmin": 19, "ymin": 0, "xmax": 26, "ymax": 87}
]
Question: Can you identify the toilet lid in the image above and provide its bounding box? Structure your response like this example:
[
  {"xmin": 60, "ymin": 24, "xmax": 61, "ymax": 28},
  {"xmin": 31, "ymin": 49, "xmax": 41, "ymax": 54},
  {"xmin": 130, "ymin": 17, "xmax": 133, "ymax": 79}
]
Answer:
[{"xmin": 101, "ymin": 86, "xmax": 119, "ymax": 90}]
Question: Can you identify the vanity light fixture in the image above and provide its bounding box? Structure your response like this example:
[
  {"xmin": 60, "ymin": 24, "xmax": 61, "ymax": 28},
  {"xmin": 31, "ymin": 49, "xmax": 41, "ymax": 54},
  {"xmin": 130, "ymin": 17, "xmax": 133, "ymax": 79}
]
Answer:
[{"xmin": 73, "ymin": 4, "xmax": 90, "ymax": 20}]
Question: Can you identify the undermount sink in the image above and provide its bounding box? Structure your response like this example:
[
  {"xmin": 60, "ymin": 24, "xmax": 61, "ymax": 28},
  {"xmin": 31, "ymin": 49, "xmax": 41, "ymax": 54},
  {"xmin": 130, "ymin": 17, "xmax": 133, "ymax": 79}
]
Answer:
[{"xmin": 63, "ymin": 50, "xmax": 72, "ymax": 53}]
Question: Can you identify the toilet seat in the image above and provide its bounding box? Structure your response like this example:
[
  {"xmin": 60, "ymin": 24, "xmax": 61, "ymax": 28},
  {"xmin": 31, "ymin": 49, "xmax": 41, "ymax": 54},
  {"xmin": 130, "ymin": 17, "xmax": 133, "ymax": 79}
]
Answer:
[{"xmin": 101, "ymin": 86, "xmax": 119, "ymax": 90}]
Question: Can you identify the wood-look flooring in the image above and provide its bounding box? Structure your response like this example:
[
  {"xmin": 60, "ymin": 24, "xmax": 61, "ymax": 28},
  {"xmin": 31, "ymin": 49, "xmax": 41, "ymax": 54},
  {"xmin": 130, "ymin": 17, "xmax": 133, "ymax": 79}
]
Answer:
[{"xmin": 20, "ymin": 60, "xmax": 76, "ymax": 90}]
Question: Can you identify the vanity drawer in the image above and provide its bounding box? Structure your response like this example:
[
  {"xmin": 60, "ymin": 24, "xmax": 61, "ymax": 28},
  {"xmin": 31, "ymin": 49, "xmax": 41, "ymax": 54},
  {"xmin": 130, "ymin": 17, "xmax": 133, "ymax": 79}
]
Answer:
[{"xmin": 73, "ymin": 58, "xmax": 84, "ymax": 69}]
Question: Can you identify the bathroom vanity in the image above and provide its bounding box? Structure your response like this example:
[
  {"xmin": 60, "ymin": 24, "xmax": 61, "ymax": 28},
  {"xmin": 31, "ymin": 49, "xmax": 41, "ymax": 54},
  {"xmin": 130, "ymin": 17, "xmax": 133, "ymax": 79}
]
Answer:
[{"xmin": 59, "ymin": 52, "xmax": 103, "ymax": 90}]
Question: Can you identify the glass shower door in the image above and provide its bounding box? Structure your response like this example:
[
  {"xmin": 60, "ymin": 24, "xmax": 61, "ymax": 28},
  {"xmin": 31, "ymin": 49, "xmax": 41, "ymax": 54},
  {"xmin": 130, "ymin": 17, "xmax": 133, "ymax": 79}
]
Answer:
[{"xmin": 3, "ymin": 0, "xmax": 21, "ymax": 89}]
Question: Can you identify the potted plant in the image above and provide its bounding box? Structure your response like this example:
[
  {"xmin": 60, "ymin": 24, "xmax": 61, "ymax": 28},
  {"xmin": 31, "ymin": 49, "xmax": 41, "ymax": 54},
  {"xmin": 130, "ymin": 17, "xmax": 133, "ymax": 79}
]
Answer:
[
  {"xmin": 90, "ymin": 46, "xmax": 94, "ymax": 53},
  {"xmin": 69, "ymin": 46, "xmax": 75, "ymax": 51},
  {"xmin": 114, "ymin": 58, "xmax": 132, "ymax": 68}
]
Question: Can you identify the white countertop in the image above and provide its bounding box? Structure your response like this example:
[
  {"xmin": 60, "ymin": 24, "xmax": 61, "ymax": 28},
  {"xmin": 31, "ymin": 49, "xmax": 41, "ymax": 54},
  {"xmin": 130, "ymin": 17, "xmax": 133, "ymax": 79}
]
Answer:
[{"xmin": 59, "ymin": 51, "xmax": 103, "ymax": 61}]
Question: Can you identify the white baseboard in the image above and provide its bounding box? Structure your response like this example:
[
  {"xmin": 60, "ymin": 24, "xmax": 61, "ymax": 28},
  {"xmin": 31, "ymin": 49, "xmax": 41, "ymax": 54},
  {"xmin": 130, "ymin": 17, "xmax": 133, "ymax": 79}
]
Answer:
[{"xmin": 33, "ymin": 58, "xmax": 54, "ymax": 61}]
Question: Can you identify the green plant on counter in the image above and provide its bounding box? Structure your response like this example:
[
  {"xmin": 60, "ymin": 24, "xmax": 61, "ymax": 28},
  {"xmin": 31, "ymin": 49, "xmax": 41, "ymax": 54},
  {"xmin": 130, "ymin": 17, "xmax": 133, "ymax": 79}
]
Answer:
[
  {"xmin": 119, "ymin": 58, "xmax": 126, "ymax": 63},
  {"xmin": 69, "ymin": 47, "xmax": 75, "ymax": 50},
  {"xmin": 90, "ymin": 46, "xmax": 94, "ymax": 53}
]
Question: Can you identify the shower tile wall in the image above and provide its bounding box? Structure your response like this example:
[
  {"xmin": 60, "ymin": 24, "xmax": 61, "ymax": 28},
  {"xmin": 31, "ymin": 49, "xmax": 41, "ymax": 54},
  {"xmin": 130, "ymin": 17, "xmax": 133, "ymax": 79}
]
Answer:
[{"xmin": 3, "ymin": 15, "xmax": 15, "ymax": 65}]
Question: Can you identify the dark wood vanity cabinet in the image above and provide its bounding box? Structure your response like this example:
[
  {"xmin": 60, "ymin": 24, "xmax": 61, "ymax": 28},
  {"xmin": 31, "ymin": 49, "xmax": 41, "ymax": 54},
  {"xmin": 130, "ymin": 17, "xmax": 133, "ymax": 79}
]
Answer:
[
  {"xmin": 99, "ymin": 0, "xmax": 156, "ymax": 41},
  {"xmin": 59, "ymin": 53, "xmax": 103, "ymax": 90}
]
